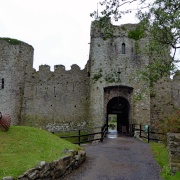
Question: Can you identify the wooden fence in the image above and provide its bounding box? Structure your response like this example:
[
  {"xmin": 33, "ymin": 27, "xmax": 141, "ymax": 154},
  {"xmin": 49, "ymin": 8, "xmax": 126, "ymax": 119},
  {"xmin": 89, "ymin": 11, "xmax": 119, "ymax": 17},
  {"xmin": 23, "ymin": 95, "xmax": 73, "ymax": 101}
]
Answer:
[
  {"xmin": 53, "ymin": 124, "xmax": 108, "ymax": 146},
  {"xmin": 130, "ymin": 124, "xmax": 164, "ymax": 143}
]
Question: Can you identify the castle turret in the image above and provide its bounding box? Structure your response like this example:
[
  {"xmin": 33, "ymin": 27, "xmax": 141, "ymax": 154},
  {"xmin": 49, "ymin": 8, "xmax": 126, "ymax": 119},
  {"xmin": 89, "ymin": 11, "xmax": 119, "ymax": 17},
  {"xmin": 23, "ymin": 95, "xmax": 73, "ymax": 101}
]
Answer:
[
  {"xmin": 88, "ymin": 22, "xmax": 151, "ymax": 132},
  {"xmin": 0, "ymin": 38, "xmax": 34, "ymax": 124}
]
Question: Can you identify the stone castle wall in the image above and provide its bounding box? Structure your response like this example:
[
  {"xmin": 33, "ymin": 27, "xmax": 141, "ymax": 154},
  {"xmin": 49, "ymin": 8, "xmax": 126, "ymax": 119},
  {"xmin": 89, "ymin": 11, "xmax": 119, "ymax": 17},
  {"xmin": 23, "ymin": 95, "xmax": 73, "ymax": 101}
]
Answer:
[
  {"xmin": 167, "ymin": 133, "xmax": 180, "ymax": 174},
  {"xmin": 0, "ymin": 22, "xmax": 179, "ymax": 131},
  {"xmin": 21, "ymin": 64, "xmax": 90, "ymax": 131},
  {"xmin": 171, "ymin": 71, "xmax": 180, "ymax": 108},
  {"xmin": 150, "ymin": 77, "xmax": 174, "ymax": 121},
  {"xmin": 150, "ymin": 71, "xmax": 180, "ymax": 122}
]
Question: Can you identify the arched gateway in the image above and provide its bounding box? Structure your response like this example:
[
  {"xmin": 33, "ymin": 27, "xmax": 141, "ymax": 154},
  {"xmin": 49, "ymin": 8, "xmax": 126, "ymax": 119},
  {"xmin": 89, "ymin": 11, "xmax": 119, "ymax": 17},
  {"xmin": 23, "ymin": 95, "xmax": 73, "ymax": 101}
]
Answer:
[{"xmin": 104, "ymin": 86, "xmax": 133, "ymax": 134}]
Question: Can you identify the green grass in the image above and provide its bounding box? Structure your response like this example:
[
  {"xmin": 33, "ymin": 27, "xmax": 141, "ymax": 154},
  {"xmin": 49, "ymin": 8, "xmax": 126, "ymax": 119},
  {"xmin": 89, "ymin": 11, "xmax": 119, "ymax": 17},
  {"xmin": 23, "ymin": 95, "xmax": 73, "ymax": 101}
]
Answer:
[
  {"xmin": 0, "ymin": 126, "xmax": 82, "ymax": 179},
  {"xmin": 55, "ymin": 131, "xmax": 89, "ymax": 144},
  {"xmin": 150, "ymin": 142, "xmax": 180, "ymax": 180}
]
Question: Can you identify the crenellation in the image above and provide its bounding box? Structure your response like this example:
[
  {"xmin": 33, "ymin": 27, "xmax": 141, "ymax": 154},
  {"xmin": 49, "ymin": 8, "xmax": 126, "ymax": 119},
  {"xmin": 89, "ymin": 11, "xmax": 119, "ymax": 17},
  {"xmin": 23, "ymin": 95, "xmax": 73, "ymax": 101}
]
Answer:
[{"xmin": 54, "ymin": 64, "xmax": 66, "ymax": 73}]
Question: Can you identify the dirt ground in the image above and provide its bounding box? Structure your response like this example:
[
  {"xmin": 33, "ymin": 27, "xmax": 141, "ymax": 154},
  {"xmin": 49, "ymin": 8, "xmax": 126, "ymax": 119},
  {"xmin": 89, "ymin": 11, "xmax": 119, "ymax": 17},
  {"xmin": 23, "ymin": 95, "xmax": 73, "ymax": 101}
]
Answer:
[{"xmin": 62, "ymin": 133, "xmax": 162, "ymax": 180}]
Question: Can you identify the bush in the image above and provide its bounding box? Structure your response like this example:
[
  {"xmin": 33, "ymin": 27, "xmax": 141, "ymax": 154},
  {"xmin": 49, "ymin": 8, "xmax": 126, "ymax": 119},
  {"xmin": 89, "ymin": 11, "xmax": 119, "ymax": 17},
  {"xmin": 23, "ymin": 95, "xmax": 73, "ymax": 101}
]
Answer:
[{"xmin": 157, "ymin": 110, "xmax": 180, "ymax": 145}]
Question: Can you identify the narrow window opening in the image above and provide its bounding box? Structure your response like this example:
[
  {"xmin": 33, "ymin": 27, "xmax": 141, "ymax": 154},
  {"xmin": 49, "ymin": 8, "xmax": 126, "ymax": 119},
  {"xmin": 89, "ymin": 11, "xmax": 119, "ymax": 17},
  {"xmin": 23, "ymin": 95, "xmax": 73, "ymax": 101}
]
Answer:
[
  {"xmin": 2, "ymin": 78, "xmax": 4, "ymax": 89},
  {"xmin": 131, "ymin": 47, "xmax": 133, "ymax": 53},
  {"xmin": 122, "ymin": 43, "xmax": 125, "ymax": 54}
]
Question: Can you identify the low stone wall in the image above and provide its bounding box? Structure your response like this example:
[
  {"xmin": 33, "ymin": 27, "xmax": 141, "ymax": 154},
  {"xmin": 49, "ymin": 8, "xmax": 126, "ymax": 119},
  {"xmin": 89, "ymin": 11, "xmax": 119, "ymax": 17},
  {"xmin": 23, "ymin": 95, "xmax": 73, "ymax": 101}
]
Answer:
[
  {"xmin": 3, "ymin": 150, "xmax": 86, "ymax": 180},
  {"xmin": 167, "ymin": 133, "xmax": 180, "ymax": 174}
]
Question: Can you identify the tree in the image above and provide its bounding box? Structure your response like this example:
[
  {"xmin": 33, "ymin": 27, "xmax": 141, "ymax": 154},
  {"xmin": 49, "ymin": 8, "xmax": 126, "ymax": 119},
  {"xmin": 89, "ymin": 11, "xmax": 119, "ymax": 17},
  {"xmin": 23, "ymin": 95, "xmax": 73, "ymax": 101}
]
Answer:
[{"xmin": 91, "ymin": 0, "xmax": 180, "ymax": 84}]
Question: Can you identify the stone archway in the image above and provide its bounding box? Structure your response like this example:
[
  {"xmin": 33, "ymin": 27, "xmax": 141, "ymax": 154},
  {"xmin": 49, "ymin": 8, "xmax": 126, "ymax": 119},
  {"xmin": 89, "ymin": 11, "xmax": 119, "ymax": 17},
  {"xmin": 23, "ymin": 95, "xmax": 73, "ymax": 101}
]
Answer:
[
  {"xmin": 107, "ymin": 97, "xmax": 130, "ymax": 133},
  {"xmin": 104, "ymin": 86, "xmax": 133, "ymax": 133}
]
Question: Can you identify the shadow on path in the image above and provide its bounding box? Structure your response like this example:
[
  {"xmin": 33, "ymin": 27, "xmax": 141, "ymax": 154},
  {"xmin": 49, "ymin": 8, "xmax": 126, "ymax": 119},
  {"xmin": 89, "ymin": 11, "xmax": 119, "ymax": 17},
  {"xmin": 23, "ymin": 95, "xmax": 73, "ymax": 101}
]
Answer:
[{"xmin": 62, "ymin": 132, "xmax": 162, "ymax": 180}]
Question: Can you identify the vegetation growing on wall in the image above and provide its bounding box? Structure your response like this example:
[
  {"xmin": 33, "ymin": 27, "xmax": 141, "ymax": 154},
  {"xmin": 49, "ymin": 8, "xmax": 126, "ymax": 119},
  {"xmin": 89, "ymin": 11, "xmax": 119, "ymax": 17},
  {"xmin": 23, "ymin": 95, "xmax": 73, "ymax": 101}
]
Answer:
[
  {"xmin": 154, "ymin": 109, "xmax": 180, "ymax": 145},
  {"xmin": 128, "ymin": 27, "xmax": 144, "ymax": 41},
  {"xmin": 92, "ymin": 69, "xmax": 103, "ymax": 82},
  {"xmin": 105, "ymin": 74, "xmax": 116, "ymax": 83},
  {"xmin": 91, "ymin": 0, "xmax": 180, "ymax": 84},
  {"xmin": 0, "ymin": 37, "xmax": 21, "ymax": 45},
  {"xmin": 105, "ymin": 70, "xmax": 120, "ymax": 83},
  {"xmin": 128, "ymin": 26, "xmax": 144, "ymax": 55},
  {"xmin": 92, "ymin": 17, "xmax": 114, "ymax": 40},
  {"xmin": 133, "ymin": 93, "xmax": 143, "ymax": 104}
]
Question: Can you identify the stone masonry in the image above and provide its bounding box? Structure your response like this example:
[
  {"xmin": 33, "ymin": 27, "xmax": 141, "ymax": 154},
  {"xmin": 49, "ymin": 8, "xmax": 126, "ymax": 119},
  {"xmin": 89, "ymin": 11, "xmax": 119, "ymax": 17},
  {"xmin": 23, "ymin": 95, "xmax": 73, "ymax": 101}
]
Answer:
[
  {"xmin": 0, "ymin": 22, "xmax": 179, "ymax": 132},
  {"xmin": 167, "ymin": 133, "xmax": 180, "ymax": 174}
]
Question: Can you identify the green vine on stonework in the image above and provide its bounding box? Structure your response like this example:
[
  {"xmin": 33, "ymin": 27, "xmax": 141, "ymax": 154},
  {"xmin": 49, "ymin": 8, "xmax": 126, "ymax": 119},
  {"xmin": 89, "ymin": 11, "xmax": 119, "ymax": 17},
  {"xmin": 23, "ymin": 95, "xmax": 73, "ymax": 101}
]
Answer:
[
  {"xmin": 128, "ymin": 26, "xmax": 144, "ymax": 55},
  {"xmin": 105, "ymin": 70, "xmax": 121, "ymax": 83},
  {"xmin": 105, "ymin": 75, "xmax": 116, "ymax": 83},
  {"xmin": 133, "ymin": 87, "xmax": 149, "ymax": 104},
  {"xmin": 134, "ymin": 93, "xmax": 143, "ymax": 103},
  {"xmin": 128, "ymin": 26, "xmax": 144, "ymax": 40},
  {"xmin": 135, "ymin": 41, "xmax": 140, "ymax": 55},
  {"xmin": 0, "ymin": 37, "xmax": 21, "ymax": 45},
  {"xmin": 92, "ymin": 69, "xmax": 103, "ymax": 82},
  {"xmin": 94, "ymin": 17, "xmax": 115, "ymax": 40}
]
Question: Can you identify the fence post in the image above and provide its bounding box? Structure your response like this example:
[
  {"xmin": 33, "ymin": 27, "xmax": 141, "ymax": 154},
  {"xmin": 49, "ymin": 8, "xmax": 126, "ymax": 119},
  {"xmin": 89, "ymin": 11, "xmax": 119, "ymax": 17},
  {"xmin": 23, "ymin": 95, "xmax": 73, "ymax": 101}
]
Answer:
[
  {"xmin": 148, "ymin": 126, "xmax": 150, "ymax": 143},
  {"xmin": 131, "ymin": 124, "xmax": 135, "ymax": 136},
  {"xmin": 101, "ymin": 126, "xmax": 103, "ymax": 142},
  {"xmin": 140, "ymin": 124, "xmax": 142, "ymax": 138},
  {"xmin": 78, "ymin": 130, "xmax": 81, "ymax": 146}
]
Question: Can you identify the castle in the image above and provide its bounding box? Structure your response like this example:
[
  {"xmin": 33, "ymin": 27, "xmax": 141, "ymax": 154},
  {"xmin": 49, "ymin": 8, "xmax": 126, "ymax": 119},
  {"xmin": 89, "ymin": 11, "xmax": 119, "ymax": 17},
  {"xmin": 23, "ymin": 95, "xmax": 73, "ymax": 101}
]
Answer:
[{"xmin": 0, "ymin": 22, "xmax": 179, "ymax": 133}]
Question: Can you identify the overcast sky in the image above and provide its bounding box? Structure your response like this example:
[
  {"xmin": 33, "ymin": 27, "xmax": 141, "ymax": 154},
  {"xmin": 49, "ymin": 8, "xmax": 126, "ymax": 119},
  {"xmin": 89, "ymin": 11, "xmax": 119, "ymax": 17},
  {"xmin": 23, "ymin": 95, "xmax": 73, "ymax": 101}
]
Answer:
[{"xmin": 0, "ymin": 0, "xmax": 143, "ymax": 71}]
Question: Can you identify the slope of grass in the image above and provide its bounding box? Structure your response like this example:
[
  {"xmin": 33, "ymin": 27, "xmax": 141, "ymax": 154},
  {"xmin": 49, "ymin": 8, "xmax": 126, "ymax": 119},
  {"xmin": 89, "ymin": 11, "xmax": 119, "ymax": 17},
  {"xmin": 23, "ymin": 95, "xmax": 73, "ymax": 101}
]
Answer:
[
  {"xmin": 55, "ymin": 131, "xmax": 89, "ymax": 144},
  {"xmin": 0, "ymin": 126, "xmax": 82, "ymax": 179},
  {"xmin": 150, "ymin": 142, "xmax": 180, "ymax": 180}
]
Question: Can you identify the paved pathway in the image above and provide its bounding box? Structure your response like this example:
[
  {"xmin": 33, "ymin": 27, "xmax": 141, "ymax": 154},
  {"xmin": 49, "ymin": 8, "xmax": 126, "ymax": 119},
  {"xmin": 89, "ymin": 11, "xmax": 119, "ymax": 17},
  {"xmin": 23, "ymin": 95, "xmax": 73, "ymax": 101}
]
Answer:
[{"xmin": 62, "ymin": 132, "xmax": 162, "ymax": 180}]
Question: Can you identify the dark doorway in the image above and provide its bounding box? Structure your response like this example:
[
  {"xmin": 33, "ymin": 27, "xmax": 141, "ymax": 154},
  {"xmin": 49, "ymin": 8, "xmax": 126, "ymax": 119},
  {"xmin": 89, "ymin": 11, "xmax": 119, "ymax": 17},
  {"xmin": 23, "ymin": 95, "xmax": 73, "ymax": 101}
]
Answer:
[{"xmin": 107, "ymin": 97, "xmax": 130, "ymax": 133}]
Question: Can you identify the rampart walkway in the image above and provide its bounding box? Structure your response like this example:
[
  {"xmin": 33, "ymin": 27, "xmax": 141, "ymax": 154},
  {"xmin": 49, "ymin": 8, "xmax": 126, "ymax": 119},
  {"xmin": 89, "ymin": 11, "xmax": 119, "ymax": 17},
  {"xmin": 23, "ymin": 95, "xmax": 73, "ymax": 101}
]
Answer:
[{"xmin": 63, "ymin": 133, "xmax": 162, "ymax": 180}]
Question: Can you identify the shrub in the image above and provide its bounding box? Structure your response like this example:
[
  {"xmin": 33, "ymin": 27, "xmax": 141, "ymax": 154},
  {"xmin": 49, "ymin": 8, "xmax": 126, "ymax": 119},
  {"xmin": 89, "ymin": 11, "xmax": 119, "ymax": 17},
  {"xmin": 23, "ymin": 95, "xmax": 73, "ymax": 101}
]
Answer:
[{"xmin": 157, "ymin": 110, "xmax": 180, "ymax": 145}]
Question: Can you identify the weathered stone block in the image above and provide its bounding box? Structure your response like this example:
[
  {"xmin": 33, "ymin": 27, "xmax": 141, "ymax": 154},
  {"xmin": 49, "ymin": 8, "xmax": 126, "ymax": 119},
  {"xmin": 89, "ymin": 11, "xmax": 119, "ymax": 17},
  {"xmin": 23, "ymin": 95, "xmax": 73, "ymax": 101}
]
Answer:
[
  {"xmin": 167, "ymin": 133, "xmax": 180, "ymax": 174},
  {"xmin": 14, "ymin": 149, "xmax": 86, "ymax": 179}
]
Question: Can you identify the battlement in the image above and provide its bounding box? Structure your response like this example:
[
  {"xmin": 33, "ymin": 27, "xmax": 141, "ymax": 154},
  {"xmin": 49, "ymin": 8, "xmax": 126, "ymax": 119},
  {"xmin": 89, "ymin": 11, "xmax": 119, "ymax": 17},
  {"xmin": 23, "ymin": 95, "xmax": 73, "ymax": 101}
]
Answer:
[{"xmin": 91, "ymin": 21, "xmax": 138, "ymax": 38}]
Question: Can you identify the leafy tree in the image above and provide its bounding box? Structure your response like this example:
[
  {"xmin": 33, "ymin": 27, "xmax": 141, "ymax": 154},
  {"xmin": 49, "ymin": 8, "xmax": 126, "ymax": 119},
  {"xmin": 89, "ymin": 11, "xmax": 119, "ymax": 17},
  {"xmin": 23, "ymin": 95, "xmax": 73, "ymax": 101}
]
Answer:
[{"xmin": 91, "ymin": 0, "xmax": 180, "ymax": 84}]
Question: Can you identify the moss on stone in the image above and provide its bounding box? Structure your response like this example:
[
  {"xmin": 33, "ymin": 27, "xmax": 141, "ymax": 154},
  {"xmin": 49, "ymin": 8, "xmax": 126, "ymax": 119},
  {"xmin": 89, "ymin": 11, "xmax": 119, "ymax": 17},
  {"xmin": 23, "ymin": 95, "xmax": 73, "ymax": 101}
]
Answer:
[
  {"xmin": 0, "ymin": 37, "xmax": 21, "ymax": 45},
  {"xmin": 92, "ymin": 69, "xmax": 103, "ymax": 82}
]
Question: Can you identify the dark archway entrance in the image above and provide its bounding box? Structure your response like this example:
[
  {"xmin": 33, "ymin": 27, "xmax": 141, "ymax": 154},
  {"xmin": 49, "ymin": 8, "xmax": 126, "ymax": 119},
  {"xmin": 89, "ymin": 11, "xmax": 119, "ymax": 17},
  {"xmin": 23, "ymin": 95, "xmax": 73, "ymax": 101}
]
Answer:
[{"xmin": 107, "ymin": 97, "xmax": 130, "ymax": 133}]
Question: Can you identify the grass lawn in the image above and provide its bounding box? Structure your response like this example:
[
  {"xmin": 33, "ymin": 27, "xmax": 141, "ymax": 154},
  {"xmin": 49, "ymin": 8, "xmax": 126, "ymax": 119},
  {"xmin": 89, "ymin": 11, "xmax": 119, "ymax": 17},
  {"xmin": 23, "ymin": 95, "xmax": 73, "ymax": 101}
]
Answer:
[
  {"xmin": 55, "ymin": 131, "xmax": 89, "ymax": 144},
  {"xmin": 0, "ymin": 126, "xmax": 82, "ymax": 179},
  {"xmin": 150, "ymin": 142, "xmax": 180, "ymax": 180}
]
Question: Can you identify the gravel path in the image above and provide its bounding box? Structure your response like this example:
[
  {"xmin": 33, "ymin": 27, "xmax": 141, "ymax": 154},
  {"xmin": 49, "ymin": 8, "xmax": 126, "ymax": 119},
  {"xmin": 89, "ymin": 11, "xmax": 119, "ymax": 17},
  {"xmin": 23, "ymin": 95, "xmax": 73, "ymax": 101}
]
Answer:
[{"xmin": 62, "ymin": 134, "xmax": 162, "ymax": 180}]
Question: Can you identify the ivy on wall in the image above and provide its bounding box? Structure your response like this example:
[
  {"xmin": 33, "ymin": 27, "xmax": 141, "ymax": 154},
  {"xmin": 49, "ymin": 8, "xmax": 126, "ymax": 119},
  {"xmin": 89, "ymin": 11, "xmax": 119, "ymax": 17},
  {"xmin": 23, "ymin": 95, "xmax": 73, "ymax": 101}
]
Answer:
[
  {"xmin": 128, "ymin": 26, "xmax": 144, "ymax": 55},
  {"xmin": 128, "ymin": 26, "xmax": 144, "ymax": 40},
  {"xmin": 92, "ymin": 69, "xmax": 103, "ymax": 82},
  {"xmin": 105, "ymin": 70, "xmax": 121, "ymax": 83}
]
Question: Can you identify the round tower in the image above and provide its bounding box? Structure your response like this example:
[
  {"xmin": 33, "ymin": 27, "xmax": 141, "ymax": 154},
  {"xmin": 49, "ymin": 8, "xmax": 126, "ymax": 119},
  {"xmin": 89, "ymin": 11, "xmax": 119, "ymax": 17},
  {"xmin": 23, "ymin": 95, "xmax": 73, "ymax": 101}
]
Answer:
[{"xmin": 0, "ymin": 38, "xmax": 34, "ymax": 124}]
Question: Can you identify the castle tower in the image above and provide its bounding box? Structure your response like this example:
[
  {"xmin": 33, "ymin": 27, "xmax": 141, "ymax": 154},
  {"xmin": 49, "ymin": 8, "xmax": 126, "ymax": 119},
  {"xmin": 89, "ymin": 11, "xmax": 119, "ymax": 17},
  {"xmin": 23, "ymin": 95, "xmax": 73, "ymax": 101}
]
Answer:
[
  {"xmin": 0, "ymin": 38, "xmax": 34, "ymax": 124},
  {"xmin": 88, "ymin": 22, "xmax": 151, "ymax": 132}
]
